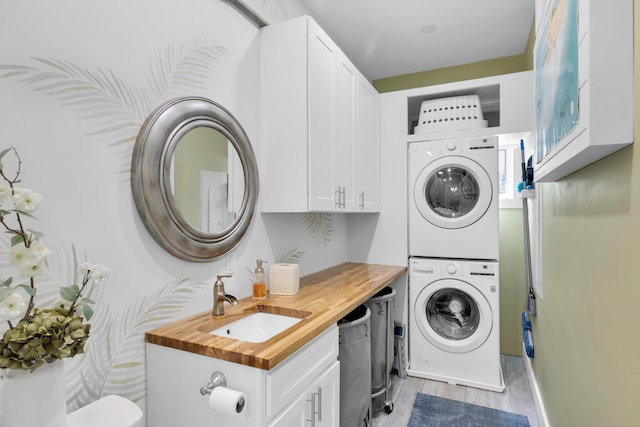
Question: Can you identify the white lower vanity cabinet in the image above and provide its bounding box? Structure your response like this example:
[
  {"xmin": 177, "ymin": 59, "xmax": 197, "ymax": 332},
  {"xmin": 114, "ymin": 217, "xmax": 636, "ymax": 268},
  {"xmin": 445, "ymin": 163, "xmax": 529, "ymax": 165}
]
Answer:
[{"xmin": 146, "ymin": 325, "xmax": 339, "ymax": 427}]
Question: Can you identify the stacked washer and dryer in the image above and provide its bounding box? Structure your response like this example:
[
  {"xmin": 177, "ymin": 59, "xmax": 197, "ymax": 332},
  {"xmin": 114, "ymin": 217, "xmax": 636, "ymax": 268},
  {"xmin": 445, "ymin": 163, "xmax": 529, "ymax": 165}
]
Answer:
[{"xmin": 407, "ymin": 135, "xmax": 504, "ymax": 392}]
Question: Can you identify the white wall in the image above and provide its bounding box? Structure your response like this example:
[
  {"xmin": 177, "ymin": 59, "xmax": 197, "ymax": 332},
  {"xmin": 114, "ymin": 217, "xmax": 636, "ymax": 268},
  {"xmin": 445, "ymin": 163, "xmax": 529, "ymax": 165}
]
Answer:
[{"xmin": 0, "ymin": 0, "xmax": 354, "ymax": 417}]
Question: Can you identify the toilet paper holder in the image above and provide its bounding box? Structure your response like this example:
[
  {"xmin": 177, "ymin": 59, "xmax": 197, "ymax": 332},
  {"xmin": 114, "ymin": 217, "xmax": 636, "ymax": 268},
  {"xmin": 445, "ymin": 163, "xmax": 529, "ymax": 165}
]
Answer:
[
  {"xmin": 200, "ymin": 371, "xmax": 228, "ymax": 395},
  {"xmin": 200, "ymin": 371, "xmax": 246, "ymax": 415}
]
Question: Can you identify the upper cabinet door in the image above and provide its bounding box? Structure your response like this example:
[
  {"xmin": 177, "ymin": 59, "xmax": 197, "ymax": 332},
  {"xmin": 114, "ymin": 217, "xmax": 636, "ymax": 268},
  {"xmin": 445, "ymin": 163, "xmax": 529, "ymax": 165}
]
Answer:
[
  {"xmin": 307, "ymin": 19, "xmax": 338, "ymax": 212},
  {"xmin": 356, "ymin": 74, "xmax": 381, "ymax": 212},
  {"xmin": 260, "ymin": 16, "xmax": 311, "ymax": 213},
  {"xmin": 335, "ymin": 51, "xmax": 357, "ymax": 212}
]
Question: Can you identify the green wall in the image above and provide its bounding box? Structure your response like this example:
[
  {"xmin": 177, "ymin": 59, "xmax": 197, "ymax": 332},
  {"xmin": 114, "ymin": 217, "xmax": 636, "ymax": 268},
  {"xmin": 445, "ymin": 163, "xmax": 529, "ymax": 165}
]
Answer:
[
  {"xmin": 529, "ymin": 8, "xmax": 639, "ymax": 424},
  {"xmin": 533, "ymin": 143, "xmax": 639, "ymax": 426},
  {"xmin": 499, "ymin": 209, "xmax": 527, "ymax": 356},
  {"xmin": 373, "ymin": 54, "xmax": 531, "ymax": 93}
]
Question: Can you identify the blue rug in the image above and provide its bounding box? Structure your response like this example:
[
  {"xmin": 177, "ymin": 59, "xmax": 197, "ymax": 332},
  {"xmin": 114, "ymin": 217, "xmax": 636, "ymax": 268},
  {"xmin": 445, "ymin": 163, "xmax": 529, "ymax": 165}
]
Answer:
[{"xmin": 407, "ymin": 393, "xmax": 530, "ymax": 427}]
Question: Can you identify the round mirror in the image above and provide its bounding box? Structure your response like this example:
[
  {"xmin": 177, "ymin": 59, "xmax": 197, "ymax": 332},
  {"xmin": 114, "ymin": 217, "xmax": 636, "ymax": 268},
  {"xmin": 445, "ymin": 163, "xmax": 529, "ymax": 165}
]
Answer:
[{"xmin": 131, "ymin": 97, "xmax": 258, "ymax": 262}]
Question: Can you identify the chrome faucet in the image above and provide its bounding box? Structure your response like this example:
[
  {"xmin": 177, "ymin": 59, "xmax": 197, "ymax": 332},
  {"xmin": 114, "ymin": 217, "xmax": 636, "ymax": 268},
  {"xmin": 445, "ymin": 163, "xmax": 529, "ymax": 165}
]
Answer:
[{"xmin": 212, "ymin": 274, "xmax": 238, "ymax": 316}]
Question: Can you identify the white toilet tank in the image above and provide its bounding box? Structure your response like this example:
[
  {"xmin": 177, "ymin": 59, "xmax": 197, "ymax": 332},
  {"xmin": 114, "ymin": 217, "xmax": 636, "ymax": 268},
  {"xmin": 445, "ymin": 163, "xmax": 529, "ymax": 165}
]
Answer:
[{"xmin": 68, "ymin": 394, "xmax": 143, "ymax": 427}]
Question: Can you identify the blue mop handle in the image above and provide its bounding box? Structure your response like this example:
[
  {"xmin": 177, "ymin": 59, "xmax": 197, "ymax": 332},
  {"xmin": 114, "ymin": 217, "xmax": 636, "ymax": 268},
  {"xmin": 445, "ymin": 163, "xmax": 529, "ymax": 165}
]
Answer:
[{"xmin": 520, "ymin": 139, "xmax": 526, "ymax": 182}]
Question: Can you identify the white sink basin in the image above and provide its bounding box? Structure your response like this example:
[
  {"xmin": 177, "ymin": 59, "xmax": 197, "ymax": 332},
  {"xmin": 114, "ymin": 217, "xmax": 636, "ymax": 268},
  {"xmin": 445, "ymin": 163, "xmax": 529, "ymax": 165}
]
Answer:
[{"xmin": 209, "ymin": 312, "xmax": 303, "ymax": 343}]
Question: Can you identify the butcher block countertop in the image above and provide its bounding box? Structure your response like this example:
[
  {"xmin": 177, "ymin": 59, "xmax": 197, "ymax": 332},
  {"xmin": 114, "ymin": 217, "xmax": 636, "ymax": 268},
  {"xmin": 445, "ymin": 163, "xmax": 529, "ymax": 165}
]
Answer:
[{"xmin": 145, "ymin": 262, "xmax": 406, "ymax": 370}]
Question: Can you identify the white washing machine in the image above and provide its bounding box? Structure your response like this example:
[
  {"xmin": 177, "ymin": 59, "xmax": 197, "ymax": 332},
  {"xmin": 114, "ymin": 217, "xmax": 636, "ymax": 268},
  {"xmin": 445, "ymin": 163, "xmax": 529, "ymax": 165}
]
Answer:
[
  {"xmin": 408, "ymin": 257, "xmax": 504, "ymax": 392},
  {"xmin": 408, "ymin": 136, "xmax": 499, "ymax": 260}
]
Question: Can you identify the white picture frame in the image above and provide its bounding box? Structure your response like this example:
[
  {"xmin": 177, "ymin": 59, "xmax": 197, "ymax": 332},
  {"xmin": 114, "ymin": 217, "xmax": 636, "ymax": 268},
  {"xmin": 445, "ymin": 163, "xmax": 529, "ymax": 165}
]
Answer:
[{"xmin": 534, "ymin": 0, "xmax": 633, "ymax": 182}]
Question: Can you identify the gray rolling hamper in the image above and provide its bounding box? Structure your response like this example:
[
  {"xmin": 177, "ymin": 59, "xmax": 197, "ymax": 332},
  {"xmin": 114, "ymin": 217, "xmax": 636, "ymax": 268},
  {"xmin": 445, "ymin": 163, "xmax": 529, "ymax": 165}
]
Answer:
[
  {"xmin": 338, "ymin": 305, "xmax": 372, "ymax": 427},
  {"xmin": 364, "ymin": 286, "xmax": 396, "ymax": 416}
]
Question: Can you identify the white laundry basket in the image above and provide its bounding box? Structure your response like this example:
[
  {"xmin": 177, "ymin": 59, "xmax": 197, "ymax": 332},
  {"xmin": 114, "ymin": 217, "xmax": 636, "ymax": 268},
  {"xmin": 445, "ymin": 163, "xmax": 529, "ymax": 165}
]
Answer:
[
  {"xmin": 414, "ymin": 95, "xmax": 488, "ymax": 133},
  {"xmin": 338, "ymin": 305, "xmax": 372, "ymax": 427}
]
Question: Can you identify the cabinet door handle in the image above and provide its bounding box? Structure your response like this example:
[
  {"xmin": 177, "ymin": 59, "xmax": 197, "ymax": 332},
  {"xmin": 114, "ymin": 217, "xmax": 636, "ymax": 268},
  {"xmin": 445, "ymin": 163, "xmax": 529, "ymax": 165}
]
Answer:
[
  {"xmin": 306, "ymin": 393, "xmax": 316, "ymax": 427},
  {"xmin": 340, "ymin": 187, "xmax": 346, "ymax": 208},
  {"xmin": 316, "ymin": 387, "xmax": 323, "ymax": 421},
  {"xmin": 359, "ymin": 191, "xmax": 365, "ymax": 210},
  {"xmin": 335, "ymin": 187, "xmax": 341, "ymax": 209}
]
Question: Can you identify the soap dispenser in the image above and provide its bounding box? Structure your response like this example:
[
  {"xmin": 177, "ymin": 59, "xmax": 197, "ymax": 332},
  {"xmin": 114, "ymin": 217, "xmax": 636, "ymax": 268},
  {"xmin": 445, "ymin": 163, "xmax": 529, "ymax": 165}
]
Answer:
[{"xmin": 252, "ymin": 259, "xmax": 267, "ymax": 301}]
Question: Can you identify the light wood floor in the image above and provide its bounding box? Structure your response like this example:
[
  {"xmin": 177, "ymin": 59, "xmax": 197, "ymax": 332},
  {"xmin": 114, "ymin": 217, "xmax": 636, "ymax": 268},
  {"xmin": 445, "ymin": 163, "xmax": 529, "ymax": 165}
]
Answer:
[{"xmin": 371, "ymin": 354, "xmax": 539, "ymax": 427}]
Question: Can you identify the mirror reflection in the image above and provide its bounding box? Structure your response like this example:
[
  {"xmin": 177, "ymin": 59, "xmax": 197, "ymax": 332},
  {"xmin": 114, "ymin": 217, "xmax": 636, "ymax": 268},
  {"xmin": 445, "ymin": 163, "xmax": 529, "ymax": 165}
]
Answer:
[{"xmin": 170, "ymin": 127, "xmax": 245, "ymax": 234}]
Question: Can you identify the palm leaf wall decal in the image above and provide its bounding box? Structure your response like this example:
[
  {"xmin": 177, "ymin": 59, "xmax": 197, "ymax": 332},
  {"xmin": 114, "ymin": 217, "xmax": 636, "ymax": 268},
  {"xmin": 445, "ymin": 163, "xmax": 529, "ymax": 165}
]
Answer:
[
  {"xmin": 275, "ymin": 248, "xmax": 305, "ymax": 264},
  {"xmin": 66, "ymin": 278, "xmax": 209, "ymax": 406},
  {"xmin": 149, "ymin": 39, "xmax": 229, "ymax": 100},
  {"xmin": 302, "ymin": 212, "xmax": 334, "ymax": 246},
  {"xmin": 0, "ymin": 39, "xmax": 228, "ymax": 152},
  {"xmin": 66, "ymin": 309, "xmax": 116, "ymax": 408},
  {"xmin": 2, "ymin": 57, "xmax": 149, "ymax": 142}
]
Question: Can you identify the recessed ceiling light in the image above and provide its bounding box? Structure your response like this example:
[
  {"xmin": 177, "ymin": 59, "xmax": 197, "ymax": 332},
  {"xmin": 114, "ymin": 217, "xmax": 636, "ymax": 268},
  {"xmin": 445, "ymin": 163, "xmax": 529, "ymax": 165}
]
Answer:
[{"xmin": 421, "ymin": 24, "xmax": 438, "ymax": 34}]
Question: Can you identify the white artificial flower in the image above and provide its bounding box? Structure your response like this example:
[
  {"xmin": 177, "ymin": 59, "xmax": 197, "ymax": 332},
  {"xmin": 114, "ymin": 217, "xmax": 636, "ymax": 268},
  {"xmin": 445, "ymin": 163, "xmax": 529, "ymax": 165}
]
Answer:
[
  {"xmin": 12, "ymin": 187, "xmax": 43, "ymax": 213},
  {"xmin": 80, "ymin": 262, "xmax": 109, "ymax": 282},
  {"xmin": 0, "ymin": 291, "xmax": 26, "ymax": 321},
  {"xmin": 90, "ymin": 264, "xmax": 110, "ymax": 283},
  {"xmin": 79, "ymin": 261, "xmax": 95, "ymax": 271},
  {"xmin": 8, "ymin": 244, "xmax": 32, "ymax": 267},
  {"xmin": 32, "ymin": 240, "xmax": 52, "ymax": 259},
  {"xmin": 10, "ymin": 244, "xmax": 45, "ymax": 278},
  {"xmin": 18, "ymin": 258, "xmax": 45, "ymax": 278},
  {"xmin": 0, "ymin": 181, "xmax": 11, "ymax": 205}
]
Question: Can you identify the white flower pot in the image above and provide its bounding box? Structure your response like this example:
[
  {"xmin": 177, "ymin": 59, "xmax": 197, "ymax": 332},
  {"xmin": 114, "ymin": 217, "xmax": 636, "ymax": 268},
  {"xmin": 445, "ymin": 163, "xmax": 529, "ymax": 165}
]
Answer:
[{"xmin": 1, "ymin": 360, "xmax": 69, "ymax": 427}]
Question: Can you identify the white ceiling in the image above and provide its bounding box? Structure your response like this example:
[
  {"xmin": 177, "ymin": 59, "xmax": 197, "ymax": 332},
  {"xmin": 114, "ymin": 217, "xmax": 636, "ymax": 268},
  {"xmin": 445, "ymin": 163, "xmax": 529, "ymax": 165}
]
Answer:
[{"xmin": 302, "ymin": 0, "xmax": 535, "ymax": 81}]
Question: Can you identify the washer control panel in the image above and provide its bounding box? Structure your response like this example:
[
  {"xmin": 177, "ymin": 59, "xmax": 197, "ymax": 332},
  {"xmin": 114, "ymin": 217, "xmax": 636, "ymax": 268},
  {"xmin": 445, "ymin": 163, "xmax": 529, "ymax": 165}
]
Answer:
[
  {"xmin": 470, "ymin": 263, "xmax": 497, "ymax": 277},
  {"xmin": 409, "ymin": 258, "xmax": 498, "ymax": 283}
]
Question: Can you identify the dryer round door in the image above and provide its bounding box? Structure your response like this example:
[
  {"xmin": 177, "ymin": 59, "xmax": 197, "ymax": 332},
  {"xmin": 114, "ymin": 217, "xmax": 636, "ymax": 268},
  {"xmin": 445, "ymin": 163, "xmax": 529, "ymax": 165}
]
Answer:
[
  {"xmin": 413, "ymin": 156, "xmax": 493, "ymax": 229},
  {"xmin": 414, "ymin": 279, "xmax": 493, "ymax": 354}
]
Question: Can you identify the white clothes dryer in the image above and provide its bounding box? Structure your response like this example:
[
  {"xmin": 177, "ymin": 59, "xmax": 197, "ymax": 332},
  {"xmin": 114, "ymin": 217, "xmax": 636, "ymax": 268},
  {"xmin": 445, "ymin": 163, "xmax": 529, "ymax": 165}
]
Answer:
[
  {"xmin": 408, "ymin": 257, "xmax": 504, "ymax": 392},
  {"xmin": 408, "ymin": 136, "xmax": 499, "ymax": 260}
]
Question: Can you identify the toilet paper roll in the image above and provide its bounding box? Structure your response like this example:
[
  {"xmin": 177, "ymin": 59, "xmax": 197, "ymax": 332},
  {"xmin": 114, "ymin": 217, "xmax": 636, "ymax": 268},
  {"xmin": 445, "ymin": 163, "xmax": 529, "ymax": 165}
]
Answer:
[
  {"xmin": 269, "ymin": 263, "xmax": 300, "ymax": 295},
  {"xmin": 208, "ymin": 386, "xmax": 247, "ymax": 420}
]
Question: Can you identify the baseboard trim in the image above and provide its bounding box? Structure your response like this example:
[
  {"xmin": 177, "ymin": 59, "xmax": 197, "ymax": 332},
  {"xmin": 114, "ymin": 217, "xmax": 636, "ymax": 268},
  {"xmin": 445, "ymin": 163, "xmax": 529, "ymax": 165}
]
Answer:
[{"xmin": 522, "ymin": 343, "xmax": 551, "ymax": 427}]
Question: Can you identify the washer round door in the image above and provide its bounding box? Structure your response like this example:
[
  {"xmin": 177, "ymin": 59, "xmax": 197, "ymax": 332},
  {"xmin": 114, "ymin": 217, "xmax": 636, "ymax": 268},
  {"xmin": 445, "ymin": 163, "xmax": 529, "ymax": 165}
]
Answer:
[
  {"xmin": 413, "ymin": 156, "xmax": 492, "ymax": 229},
  {"xmin": 414, "ymin": 279, "xmax": 493, "ymax": 354}
]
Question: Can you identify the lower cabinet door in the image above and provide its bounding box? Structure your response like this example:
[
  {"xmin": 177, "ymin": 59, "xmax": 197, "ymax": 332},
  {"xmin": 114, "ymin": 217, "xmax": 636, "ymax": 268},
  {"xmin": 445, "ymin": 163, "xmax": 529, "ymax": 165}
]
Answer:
[
  {"xmin": 267, "ymin": 392, "xmax": 308, "ymax": 427},
  {"xmin": 315, "ymin": 361, "xmax": 340, "ymax": 427},
  {"xmin": 268, "ymin": 361, "xmax": 340, "ymax": 427}
]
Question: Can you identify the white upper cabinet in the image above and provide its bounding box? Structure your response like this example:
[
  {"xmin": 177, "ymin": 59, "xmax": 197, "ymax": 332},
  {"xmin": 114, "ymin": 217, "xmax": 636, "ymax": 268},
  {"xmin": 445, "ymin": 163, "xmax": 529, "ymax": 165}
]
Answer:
[{"xmin": 260, "ymin": 15, "xmax": 380, "ymax": 213}]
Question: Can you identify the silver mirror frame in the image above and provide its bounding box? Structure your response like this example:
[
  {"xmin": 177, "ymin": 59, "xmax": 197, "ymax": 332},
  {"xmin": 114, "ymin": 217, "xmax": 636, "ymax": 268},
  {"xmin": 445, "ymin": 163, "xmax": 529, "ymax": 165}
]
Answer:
[{"xmin": 131, "ymin": 96, "xmax": 259, "ymax": 262}]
